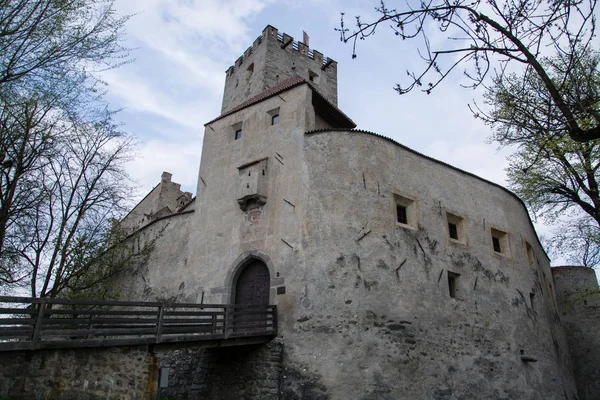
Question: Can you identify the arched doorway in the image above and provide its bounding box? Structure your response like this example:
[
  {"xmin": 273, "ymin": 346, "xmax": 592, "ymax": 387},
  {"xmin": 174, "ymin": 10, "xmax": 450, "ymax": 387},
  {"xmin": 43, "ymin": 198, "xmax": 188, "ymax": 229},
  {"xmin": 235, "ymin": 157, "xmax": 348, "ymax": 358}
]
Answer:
[{"xmin": 234, "ymin": 260, "xmax": 270, "ymax": 306}]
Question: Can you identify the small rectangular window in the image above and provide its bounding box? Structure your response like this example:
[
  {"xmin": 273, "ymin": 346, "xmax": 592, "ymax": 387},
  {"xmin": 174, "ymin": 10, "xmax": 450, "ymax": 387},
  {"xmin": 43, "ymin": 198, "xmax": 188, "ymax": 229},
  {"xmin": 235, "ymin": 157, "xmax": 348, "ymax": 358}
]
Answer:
[
  {"xmin": 448, "ymin": 223, "xmax": 458, "ymax": 240},
  {"xmin": 446, "ymin": 212, "xmax": 466, "ymax": 244},
  {"xmin": 492, "ymin": 237, "xmax": 501, "ymax": 253},
  {"xmin": 491, "ymin": 228, "xmax": 510, "ymax": 256},
  {"xmin": 526, "ymin": 241, "xmax": 535, "ymax": 265},
  {"xmin": 394, "ymin": 193, "xmax": 416, "ymax": 228},
  {"xmin": 397, "ymin": 205, "xmax": 407, "ymax": 224},
  {"xmin": 232, "ymin": 122, "xmax": 243, "ymax": 141},
  {"xmin": 448, "ymin": 271, "xmax": 460, "ymax": 298},
  {"xmin": 159, "ymin": 367, "xmax": 170, "ymax": 388},
  {"xmin": 267, "ymin": 107, "xmax": 280, "ymax": 128}
]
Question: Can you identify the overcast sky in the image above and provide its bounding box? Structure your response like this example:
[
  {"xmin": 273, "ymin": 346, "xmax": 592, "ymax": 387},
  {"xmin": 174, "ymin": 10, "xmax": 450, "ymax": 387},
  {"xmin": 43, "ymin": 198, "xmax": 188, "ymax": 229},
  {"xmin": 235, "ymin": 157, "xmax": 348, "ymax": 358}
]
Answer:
[{"xmin": 104, "ymin": 0, "xmax": 578, "ymax": 265}]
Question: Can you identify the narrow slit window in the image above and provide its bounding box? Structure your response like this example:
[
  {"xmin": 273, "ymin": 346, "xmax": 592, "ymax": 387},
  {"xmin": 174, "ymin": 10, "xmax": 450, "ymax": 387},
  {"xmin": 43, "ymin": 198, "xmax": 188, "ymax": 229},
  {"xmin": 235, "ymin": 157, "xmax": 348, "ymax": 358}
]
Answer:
[
  {"xmin": 397, "ymin": 205, "xmax": 407, "ymax": 225},
  {"xmin": 492, "ymin": 237, "xmax": 501, "ymax": 253},
  {"xmin": 448, "ymin": 272, "xmax": 460, "ymax": 298},
  {"xmin": 526, "ymin": 241, "xmax": 535, "ymax": 265},
  {"xmin": 235, "ymin": 129, "xmax": 242, "ymax": 140},
  {"xmin": 448, "ymin": 223, "xmax": 458, "ymax": 240},
  {"xmin": 271, "ymin": 114, "xmax": 279, "ymax": 125}
]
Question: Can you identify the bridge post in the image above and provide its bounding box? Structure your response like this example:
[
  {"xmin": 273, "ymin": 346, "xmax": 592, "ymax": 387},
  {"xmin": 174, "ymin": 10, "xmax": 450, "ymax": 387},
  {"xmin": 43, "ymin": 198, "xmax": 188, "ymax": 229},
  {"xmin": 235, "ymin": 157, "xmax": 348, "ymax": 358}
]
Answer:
[
  {"xmin": 223, "ymin": 305, "xmax": 230, "ymax": 339},
  {"xmin": 156, "ymin": 304, "xmax": 165, "ymax": 343},
  {"xmin": 30, "ymin": 299, "xmax": 47, "ymax": 350}
]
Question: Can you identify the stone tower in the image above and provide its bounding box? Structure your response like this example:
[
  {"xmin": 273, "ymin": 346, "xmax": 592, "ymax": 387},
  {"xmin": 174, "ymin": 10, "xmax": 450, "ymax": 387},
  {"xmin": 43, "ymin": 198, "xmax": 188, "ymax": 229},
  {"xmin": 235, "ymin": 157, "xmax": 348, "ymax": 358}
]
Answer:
[
  {"xmin": 552, "ymin": 266, "xmax": 600, "ymax": 400},
  {"xmin": 221, "ymin": 25, "xmax": 338, "ymax": 113}
]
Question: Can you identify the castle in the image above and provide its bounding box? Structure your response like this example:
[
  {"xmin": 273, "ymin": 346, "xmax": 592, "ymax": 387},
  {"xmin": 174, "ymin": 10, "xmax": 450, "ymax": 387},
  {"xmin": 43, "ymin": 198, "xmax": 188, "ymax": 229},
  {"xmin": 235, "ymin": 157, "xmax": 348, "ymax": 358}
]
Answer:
[{"xmin": 120, "ymin": 25, "xmax": 600, "ymax": 399}]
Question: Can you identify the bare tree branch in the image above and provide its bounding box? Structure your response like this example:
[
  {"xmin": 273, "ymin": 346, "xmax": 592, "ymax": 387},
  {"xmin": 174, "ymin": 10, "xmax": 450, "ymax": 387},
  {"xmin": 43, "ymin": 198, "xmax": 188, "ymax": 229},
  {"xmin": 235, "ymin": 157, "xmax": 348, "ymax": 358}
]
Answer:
[{"xmin": 338, "ymin": 0, "xmax": 599, "ymax": 142}]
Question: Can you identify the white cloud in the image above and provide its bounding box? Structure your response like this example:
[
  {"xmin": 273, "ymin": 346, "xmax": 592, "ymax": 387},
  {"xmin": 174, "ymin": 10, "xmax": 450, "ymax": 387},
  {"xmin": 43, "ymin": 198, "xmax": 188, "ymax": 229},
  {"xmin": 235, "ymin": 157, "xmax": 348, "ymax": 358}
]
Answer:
[
  {"xmin": 103, "ymin": 70, "xmax": 213, "ymax": 129},
  {"xmin": 127, "ymin": 138, "xmax": 203, "ymax": 199}
]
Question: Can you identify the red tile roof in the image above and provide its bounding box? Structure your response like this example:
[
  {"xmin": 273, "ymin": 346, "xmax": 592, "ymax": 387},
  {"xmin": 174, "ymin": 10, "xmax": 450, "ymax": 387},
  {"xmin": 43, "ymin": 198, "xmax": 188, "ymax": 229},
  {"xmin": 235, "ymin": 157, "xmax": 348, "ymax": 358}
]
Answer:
[{"xmin": 205, "ymin": 76, "xmax": 355, "ymax": 128}]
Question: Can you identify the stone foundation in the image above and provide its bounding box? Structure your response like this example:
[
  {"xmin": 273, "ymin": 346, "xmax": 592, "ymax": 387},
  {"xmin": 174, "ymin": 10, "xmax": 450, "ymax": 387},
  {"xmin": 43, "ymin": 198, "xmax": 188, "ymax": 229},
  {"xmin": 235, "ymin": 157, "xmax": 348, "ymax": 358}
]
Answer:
[
  {"xmin": 156, "ymin": 339, "xmax": 283, "ymax": 399},
  {"xmin": 0, "ymin": 345, "xmax": 156, "ymax": 400}
]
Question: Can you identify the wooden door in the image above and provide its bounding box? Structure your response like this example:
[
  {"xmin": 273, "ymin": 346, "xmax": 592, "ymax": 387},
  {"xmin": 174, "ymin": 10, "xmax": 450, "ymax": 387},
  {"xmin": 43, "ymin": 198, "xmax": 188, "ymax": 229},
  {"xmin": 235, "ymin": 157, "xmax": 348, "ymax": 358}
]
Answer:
[{"xmin": 235, "ymin": 261, "xmax": 270, "ymax": 306}]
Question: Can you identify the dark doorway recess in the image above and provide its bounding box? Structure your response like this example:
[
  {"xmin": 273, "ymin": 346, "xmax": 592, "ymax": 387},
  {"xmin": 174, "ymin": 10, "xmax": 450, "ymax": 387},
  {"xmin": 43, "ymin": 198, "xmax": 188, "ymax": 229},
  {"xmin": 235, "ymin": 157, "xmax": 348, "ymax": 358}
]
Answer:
[{"xmin": 235, "ymin": 260, "xmax": 270, "ymax": 306}]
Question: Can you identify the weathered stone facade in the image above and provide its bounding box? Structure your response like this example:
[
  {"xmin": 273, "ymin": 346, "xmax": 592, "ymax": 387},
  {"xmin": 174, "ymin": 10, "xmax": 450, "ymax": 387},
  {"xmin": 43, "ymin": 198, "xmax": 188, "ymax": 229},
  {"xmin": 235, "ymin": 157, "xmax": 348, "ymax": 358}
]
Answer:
[
  {"xmin": 120, "ymin": 171, "xmax": 193, "ymax": 235},
  {"xmin": 0, "ymin": 345, "xmax": 156, "ymax": 399},
  {"xmin": 221, "ymin": 26, "xmax": 337, "ymax": 114},
  {"xmin": 553, "ymin": 266, "xmax": 600, "ymax": 400},
  {"xmin": 116, "ymin": 24, "xmax": 598, "ymax": 399},
  {"xmin": 156, "ymin": 340, "xmax": 283, "ymax": 399}
]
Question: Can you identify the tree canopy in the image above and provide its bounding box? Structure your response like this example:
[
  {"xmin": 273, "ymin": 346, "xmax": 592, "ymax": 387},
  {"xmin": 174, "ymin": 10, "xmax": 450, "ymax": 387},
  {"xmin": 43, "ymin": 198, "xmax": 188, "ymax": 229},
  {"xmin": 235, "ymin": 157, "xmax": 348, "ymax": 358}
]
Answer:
[
  {"xmin": 485, "ymin": 51, "xmax": 600, "ymax": 266},
  {"xmin": 0, "ymin": 0, "xmax": 130, "ymax": 91},
  {"xmin": 0, "ymin": 0, "xmax": 144, "ymax": 297}
]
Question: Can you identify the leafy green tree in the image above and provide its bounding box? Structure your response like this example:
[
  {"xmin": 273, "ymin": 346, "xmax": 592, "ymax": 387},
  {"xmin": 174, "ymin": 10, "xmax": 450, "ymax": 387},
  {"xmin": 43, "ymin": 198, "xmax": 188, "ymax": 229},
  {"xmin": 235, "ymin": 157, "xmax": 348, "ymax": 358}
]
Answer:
[
  {"xmin": 339, "ymin": 0, "xmax": 599, "ymax": 142},
  {"xmin": 484, "ymin": 52, "xmax": 600, "ymax": 266}
]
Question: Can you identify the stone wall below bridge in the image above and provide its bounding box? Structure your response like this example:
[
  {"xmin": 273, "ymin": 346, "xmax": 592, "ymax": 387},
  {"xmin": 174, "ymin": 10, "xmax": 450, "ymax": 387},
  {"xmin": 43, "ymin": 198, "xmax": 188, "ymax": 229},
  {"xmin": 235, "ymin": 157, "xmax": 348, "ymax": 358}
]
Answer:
[
  {"xmin": 156, "ymin": 339, "xmax": 283, "ymax": 400},
  {"xmin": 0, "ymin": 345, "xmax": 157, "ymax": 400}
]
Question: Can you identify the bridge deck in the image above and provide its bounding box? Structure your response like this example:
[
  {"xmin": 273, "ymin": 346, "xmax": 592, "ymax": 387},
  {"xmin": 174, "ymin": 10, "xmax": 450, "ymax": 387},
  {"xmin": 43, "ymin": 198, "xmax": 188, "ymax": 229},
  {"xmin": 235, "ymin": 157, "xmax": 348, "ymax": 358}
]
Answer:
[{"xmin": 0, "ymin": 296, "xmax": 276, "ymax": 351}]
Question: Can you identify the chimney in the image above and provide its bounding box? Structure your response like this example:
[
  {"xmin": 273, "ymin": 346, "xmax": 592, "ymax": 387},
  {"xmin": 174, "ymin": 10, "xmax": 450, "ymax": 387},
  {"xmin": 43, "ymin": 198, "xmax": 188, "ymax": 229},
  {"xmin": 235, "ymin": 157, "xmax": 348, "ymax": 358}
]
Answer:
[{"xmin": 161, "ymin": 172, "xmax": 172, "ymax": 183}]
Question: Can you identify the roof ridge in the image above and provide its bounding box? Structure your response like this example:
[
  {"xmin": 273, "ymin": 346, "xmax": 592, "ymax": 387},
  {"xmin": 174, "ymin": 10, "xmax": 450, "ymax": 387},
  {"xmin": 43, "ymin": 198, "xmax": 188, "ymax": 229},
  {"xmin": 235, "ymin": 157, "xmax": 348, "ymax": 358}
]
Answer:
[
  {"xmin": 205, "ymin": 76, "xmax": 305, "ymax": 125},
  {"xmin": 205, "ymin": 76, "xmax": 354, "ymax": 128}
]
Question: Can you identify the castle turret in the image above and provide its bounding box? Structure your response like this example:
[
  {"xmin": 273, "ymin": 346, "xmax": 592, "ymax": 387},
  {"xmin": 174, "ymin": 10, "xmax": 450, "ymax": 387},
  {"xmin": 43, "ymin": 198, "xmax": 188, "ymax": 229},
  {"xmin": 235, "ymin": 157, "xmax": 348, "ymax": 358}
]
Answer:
[
  {"xmin": 552, "ymin": 266, "xmax": 600, "ymax": 400},
  {"xmin": 221, "ymin": 25, "xmax": 338, "ymax": 113},
  {"xmin": 119, "ymin": 172, "xmax": 192, "ymax": 233}
]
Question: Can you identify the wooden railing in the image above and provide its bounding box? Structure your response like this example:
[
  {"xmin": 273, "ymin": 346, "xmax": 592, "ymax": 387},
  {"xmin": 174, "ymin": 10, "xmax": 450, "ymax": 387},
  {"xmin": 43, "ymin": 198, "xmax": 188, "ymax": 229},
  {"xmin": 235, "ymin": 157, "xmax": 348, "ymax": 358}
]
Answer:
[{"xmin": 0, "ymin": 296, "xmax": 276, "ymax": 351}]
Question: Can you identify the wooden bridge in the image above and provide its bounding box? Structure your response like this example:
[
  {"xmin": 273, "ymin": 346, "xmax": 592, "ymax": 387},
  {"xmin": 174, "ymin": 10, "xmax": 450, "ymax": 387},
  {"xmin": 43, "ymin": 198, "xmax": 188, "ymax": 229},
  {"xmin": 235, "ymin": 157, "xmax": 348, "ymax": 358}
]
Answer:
[{"xmin": 0, "ymin": 296, "xmax": 276, "ymax": 351}]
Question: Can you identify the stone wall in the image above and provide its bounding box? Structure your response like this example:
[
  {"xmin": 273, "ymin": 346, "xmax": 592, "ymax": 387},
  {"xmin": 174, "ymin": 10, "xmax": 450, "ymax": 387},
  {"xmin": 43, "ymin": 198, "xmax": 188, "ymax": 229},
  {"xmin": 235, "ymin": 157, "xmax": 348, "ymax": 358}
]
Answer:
[
  {"xmin": 222, "ymin": 25, "xmax": 337, "ymax": 114},
  {"xmin": 0, "ymin": 345, "xmax": 157, "ymax": 400},
  {"xmin": 156, "ymin": 340, "xmax": 283, "ymax": 400},
  {"xmin": 552, "ymin": 266, "xmax": 600, "ymax": 400},
  {"xmin": 279, "ymin": 130, "xmax": 578, "ymax": 399},
  {"xmin": 117, "ymin": 208, "xmax": 196, "ymax": 304},
  {"xmin": 120, "ymin": 172, "xmax": 192, "ymax": 235}
]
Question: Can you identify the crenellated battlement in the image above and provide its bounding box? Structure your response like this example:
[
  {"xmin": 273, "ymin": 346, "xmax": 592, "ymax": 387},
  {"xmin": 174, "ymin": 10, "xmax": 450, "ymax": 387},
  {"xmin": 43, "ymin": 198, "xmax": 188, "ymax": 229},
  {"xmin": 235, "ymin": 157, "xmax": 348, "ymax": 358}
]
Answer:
[
  {"xmin": 221, "ymin": 25, "xmax": 338, "ymax": 113},
  {"xmin": 224, "ymin": 25, "xmax": 336, "ymax": 78}
]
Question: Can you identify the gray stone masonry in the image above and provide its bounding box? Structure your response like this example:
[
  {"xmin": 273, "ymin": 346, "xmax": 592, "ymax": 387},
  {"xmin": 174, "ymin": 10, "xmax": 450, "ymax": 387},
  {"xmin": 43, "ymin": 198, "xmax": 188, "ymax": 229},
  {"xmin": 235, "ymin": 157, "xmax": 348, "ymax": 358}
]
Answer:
[
  {"xmin": 0, "ymin": 345, "xmax": 157, "ymax": 400},
  {"xmin": 552, "ymin": 266, "xmax": 600, "ymax": 400},
  {"xmin": 119, "ymin": 172, "xmax": 192, "ymax": 234},
  {"xmin": 222, "ymin": 25, "xmax": 337, "ymax": 114},
  {"xmin": 156, "ymin": 339, "xmax": 283, "ymax": 400}
]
